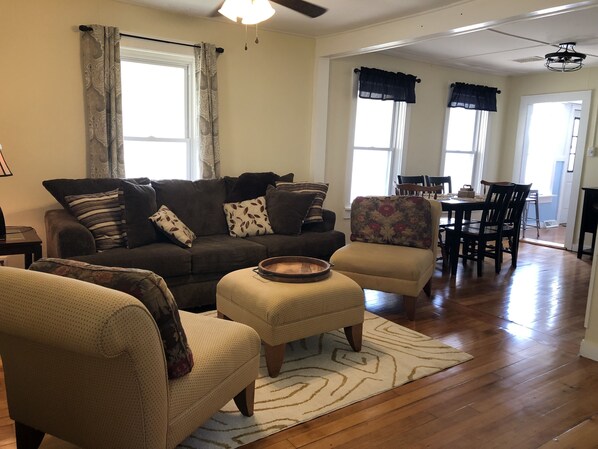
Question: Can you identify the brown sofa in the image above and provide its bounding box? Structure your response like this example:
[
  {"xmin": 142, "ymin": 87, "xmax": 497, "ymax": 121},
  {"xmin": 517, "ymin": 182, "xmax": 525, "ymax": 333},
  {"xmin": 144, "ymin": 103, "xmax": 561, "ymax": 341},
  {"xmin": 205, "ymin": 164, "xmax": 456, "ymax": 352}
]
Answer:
[{"xmin": 43, "ymin": 174, "xmax": 346, "ymax": 310}]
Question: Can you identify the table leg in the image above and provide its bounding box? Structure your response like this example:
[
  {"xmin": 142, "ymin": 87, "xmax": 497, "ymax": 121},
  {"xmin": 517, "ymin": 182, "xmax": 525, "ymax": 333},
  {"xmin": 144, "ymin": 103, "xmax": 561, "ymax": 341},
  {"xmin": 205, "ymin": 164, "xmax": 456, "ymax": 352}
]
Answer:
[
  {"xmin": 24, "ymin": 253, "xmax": 33, "ymax": 269},
  {"xmin": 450, "ymin": 209, "xmax": 465, "ymax": 276}
]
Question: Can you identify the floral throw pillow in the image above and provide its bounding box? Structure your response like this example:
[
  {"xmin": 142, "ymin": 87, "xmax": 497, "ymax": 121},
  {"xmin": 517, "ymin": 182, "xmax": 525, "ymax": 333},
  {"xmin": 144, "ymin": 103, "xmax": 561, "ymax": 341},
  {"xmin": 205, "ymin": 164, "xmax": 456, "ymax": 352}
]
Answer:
[
  {"xmin": 29, "ymin": 258, "xmax": 194, "ymax": 379},
  {"xmin": 149, "ymin": 205, "xmax": 196, "ymax": 248},
  {"xmin": 223, "ymin": 196, "xmax": 274, "ymax": 237},
  {"xmin": 350, "ymin": 196, "xmax": 433, "ymax": 249}
]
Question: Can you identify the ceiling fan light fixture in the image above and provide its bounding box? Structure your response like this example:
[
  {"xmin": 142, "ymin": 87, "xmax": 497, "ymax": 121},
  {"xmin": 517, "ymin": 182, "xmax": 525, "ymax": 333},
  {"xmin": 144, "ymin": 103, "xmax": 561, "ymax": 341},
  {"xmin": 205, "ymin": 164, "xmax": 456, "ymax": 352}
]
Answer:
[
  {"xmin": 545, "ymin": 42, "xmax": 586, "ymax": 72},
  {"xmin": 218, "ymin": 0, "xmax": 251, "ymax": 22},
  {"xmin": 241, "ymin": 0, "xmax": 275, "ymax": 25},
  {"xmin": 219, "ymin": 0, "xmax": 275, "ymax": 25}
]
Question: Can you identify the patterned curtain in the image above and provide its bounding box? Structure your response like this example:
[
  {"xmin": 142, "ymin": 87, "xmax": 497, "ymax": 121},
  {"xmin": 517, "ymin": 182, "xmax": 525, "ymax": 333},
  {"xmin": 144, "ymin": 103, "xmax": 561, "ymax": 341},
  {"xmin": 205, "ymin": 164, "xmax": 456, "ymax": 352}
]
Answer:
[
  {"xmin": 448, "ymin": 82, "xmax": 499, "ymax": 112},
  {"xmin": 358, "ymin": 66, "xmax": 418, "ymax": 103},
  {"xmin": 80, "ymin": 25, "xmax": 125, "ymax": 178},
  {"xmin": 194, "ymin": 43, "xmax": 221, "ymax": 179}
]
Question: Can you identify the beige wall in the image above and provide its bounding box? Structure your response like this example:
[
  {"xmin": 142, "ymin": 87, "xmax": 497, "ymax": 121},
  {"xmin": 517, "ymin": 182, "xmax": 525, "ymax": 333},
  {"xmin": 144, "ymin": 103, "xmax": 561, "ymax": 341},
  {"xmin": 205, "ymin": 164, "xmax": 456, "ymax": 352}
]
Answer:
[
  {"xmin": 0, "ymin": 0, "xmax": 315, "ymax": 265},
  {"xmin": 325, "ymin": 52, "xmax": 507, "ymax": 236}
]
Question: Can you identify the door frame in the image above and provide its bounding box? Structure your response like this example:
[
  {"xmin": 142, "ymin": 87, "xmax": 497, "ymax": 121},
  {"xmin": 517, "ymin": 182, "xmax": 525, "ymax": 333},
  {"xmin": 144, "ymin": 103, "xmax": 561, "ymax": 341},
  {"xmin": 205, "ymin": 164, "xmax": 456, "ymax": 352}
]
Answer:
[{"xmin": 512, "ymin": 90, "xmax": 592, "ymax": 250}]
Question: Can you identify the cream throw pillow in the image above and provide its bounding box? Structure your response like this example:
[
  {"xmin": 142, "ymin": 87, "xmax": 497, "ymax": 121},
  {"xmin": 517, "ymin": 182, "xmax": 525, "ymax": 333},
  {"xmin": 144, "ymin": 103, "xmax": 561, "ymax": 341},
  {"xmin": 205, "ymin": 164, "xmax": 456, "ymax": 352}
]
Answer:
[
  {"xmin": 149, "ymin": 205, "xmax": 196, "ymax": 248},
  {"xmin": 223, "ymin": 196, "xmax": 274, "ymax": 237}
]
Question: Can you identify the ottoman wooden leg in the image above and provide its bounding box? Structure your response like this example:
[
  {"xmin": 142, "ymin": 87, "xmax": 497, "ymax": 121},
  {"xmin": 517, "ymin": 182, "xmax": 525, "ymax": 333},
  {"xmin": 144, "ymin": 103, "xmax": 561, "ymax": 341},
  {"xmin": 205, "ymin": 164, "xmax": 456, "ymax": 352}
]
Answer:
[
  {"xmin": 344, "ymin": 323, "xmax": 362, "ymax": 351},
  {"xmin": 264, "ymin": 342, "xmax": 285, "ymax": 377},
  {"xmin": 233, "ymin": 381, "xmax": 255, "ymax": 417}
]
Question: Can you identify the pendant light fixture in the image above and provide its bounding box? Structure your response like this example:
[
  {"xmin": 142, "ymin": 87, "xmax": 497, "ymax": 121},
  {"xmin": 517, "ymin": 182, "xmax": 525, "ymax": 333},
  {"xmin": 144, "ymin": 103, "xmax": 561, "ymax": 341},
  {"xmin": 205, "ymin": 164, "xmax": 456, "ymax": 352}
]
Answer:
[{"xmin": 545, "ymin": 42, "xmax": 586, "ymax": 72}]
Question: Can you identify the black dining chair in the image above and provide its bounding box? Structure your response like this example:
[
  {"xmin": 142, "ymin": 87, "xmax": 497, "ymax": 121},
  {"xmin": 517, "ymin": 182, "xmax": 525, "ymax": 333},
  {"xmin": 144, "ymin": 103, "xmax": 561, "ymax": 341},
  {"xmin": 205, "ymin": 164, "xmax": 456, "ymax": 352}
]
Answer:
[
  {"xmin": 500, "ymin": 183, "xmax": 532, "ymax": 268},
  {"xmin": 425, "ymin": 175, "xmax": 452, "ymax": 194},
  {"xmin": 445, "ymin": 183, "xmax": 515, "ymax": 276},
  {"xmin": 397, "ymin": 175, "xmax": 425, "ymax": 185}
]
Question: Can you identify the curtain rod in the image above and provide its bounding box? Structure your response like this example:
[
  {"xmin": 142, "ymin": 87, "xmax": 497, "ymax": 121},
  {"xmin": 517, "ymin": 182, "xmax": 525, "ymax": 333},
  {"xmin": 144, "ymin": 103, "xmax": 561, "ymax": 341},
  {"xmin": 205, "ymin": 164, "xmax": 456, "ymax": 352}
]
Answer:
[
  {"xmin": 353, "ymin": 68, "xmax": 421, "ymax": 83},
  {"xmin": 451, "ymin": 82, "xmax": 500, "ymax": 94},
  {"xmin": 78, "ymin": 25, "xmax": 224, "ymax": 53}
]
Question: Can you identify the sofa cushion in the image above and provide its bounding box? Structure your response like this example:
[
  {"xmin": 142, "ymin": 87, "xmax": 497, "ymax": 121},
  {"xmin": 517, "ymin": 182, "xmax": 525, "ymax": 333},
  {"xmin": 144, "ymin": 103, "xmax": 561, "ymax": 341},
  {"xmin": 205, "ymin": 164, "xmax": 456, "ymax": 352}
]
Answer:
[
  {"xmin": 150, "ymin": 205, "xmax": 196, "ymax": 248},
  {"xmin": 275, "ymin": 181, "xmax": 329, "ymax": 223},
  {"xmin": 225, "ymin": 171, "xmax": 294, "ymax": 203},
  {"xmin": 43, "ymin": 177, "xmax": 150, "ymax": 209},
  {"xmin": 65, "ymin": 189, "xmax": 127, "ymax": 251},
  {"xmin": 152, "ymin": 179, "xmax": 228, "ymax": 236},
  {"xmin": 122, "ymin": 181, "xmax": 159, "ymax": 249},
  {"xmin": 245, "ymin": 230, "xmax": 346, "ymax": 261},
  {"xmin": 265, "ymin": 186, "xmax": 316, "ymax": 235},
  {"xmin": 223, "ymin": 196, "xmax": 274, "ymax": 237},
  {"xmin": 29, "ymin": 258, "xmax": 194, "ymax": 379},
  {"xmin": 71, "ymin": 242, "xmax": 192, "ymax": 279},
  {"xmin": 188, "ymin": 235, "xmax": 268, "ymax": 274},
  {"xmin": 350, "ymin": 196, "xmax": 433, "ymax": 249}
]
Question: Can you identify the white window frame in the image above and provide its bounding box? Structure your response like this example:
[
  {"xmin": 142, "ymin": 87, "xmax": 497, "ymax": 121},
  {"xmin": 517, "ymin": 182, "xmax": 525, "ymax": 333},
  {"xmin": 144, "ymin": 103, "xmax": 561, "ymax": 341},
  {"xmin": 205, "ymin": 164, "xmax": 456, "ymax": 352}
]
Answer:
[
  {"xmin": 121, "ymin": 44, "xmax": 198, "ymax": 180},
  {"xmin": 344, "ymin": 80, "xmax": 409, "ymax": 214},
  {"xmin": 440, "ymin": 107, "xmax": 489, "ymax": 191}
]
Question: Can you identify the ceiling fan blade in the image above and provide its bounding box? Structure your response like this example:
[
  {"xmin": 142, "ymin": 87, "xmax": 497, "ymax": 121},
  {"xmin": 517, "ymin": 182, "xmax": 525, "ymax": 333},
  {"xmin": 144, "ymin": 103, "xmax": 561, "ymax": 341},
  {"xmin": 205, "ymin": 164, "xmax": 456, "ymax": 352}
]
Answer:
[{"xmin": 271, "ymin": 0, "xmax": 327, "ymax": 18}]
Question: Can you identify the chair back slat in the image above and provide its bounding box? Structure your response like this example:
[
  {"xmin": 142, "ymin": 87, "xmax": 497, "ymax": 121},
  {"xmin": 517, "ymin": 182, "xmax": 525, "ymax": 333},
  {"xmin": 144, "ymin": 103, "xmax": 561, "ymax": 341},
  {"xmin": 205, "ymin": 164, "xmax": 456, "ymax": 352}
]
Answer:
[
  {"xmin": 397, "ymin": 175, "xmax": 425, "ymax": 185},
  {"xmin": 505, "ymin": 183, "xmax": 532, "ymax": 226}
]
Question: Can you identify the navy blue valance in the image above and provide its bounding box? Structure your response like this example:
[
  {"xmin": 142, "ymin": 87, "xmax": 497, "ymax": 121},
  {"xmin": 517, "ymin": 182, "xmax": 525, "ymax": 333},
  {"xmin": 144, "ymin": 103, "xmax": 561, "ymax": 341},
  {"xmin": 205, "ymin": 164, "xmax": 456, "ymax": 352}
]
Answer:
[
  {"xmin": 448, "ymin": 82, "xmax": 500, "ymax": 112},
  {"xmin": 357, "ymin": 67, "xmax": 418, "ymax": 103}
]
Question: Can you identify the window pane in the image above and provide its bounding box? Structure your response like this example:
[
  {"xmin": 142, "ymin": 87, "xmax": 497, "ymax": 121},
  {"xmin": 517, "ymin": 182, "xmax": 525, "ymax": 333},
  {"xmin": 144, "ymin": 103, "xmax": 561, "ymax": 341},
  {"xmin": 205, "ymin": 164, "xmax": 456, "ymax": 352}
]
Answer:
[
  {"xmin": 446, "ymin": 108, "xmax": 476, "ymax": 152},
  {"xmin": 354, "ymin": 98, "xmax": 394, "ymax": 148},
  {"xmin": 124, "ymin": 140, "xmax": 187, "ymax": 180},
  {"xmin": 350, "ymin": 149, "xmax": 391, "ymax": 201},
  {"xmin": 122, "ymin": 61, "xmax": 186, "ymax": 138},
  {"xmin": 443, "ymin": 153, "xmax": 474, "ymax": 191}
]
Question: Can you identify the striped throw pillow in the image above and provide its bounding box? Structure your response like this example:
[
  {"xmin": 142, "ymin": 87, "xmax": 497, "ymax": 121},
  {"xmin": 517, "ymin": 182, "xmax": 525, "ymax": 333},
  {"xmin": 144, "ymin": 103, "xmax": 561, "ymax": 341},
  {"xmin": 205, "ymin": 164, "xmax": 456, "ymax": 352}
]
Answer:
[
  {"xmin": 65, "ymin": 189, "xmax": 127, "ymax": 251},
  {"xmin": 275, "ymin": 182, "xmax": 329, "ymax": 223}
]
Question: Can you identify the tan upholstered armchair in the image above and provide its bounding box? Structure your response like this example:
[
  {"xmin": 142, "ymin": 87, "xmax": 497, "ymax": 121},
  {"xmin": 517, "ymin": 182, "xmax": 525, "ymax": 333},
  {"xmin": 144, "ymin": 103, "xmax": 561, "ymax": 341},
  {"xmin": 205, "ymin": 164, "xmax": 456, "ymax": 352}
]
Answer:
[
  {"xmin": 0, "ymin": 267, "xmax": 260, "ymax": 449},
  {"xmin": 331, "ymin": 196, "xmax": 441, "ymax": 320}
]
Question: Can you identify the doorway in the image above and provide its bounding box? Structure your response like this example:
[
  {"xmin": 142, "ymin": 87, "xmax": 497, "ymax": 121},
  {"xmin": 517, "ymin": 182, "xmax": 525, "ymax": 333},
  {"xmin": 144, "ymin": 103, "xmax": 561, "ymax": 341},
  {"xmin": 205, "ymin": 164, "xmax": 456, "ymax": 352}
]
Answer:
[{"xmin": 513, "ymin": 91, "xmax": 591, "ymax": 250}]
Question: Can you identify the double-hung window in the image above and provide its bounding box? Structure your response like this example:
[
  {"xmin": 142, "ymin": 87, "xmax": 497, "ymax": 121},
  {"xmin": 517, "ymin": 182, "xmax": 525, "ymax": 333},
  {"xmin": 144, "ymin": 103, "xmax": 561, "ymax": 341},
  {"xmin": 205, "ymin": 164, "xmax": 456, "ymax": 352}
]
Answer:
[
  {"xmin": 441, "ymin": 107, "xmax": 489, "ymax": 190},
  {"xmin": 121, "ymin": 48, "xmax": 196, "ymax": 180},
  {"xmin": 349, "ymin": 97, "xmax": 407, "ymax": 203}
]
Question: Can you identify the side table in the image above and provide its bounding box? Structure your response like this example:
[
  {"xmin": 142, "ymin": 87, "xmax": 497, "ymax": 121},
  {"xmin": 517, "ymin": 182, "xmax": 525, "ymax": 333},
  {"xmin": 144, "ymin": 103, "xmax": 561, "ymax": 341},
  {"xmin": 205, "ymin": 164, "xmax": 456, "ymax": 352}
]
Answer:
[{"xmin": 0, "ymin": 226, "xmax": 42, "ymax": 268}]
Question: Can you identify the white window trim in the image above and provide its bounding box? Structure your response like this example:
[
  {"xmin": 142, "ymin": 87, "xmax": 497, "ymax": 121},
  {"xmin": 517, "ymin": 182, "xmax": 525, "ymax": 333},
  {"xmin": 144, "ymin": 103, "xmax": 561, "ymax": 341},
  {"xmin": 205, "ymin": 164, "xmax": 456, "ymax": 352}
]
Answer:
[
  {"xmin": 344, "ymin": 75, "xmax": 409, "ymax": 218},
  {"xmin": 121, "ymin": 43, "xmax": 198, "ymax": 180}
]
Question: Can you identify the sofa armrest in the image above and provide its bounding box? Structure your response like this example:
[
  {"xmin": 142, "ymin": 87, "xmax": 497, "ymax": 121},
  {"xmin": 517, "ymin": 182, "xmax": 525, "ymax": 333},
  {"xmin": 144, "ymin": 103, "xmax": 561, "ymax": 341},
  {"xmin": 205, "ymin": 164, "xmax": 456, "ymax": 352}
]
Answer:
[
  {"xmin": 301, "ymin": 209, "xmax": 336, "ymax": 233},
  {"xmin": 45, "ymin": 209, "xmax": 96, "ymax": 258}
]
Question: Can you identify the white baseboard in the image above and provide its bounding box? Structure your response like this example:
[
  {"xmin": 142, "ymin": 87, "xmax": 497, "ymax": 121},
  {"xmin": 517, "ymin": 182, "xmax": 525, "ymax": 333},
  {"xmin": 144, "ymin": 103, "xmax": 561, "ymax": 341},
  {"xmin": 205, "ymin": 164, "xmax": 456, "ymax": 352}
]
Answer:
[{"xmin": 579, "ymin": 338, "xmax": 598, "ymax": 361}]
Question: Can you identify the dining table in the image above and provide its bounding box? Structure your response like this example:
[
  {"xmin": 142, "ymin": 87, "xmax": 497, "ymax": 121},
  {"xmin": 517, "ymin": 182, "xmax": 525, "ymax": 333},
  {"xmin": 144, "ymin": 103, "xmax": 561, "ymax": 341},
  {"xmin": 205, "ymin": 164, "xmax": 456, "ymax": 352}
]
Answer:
[{"xmin": 437, "ymin": 194, "xmax": 487, "ymax": 276}]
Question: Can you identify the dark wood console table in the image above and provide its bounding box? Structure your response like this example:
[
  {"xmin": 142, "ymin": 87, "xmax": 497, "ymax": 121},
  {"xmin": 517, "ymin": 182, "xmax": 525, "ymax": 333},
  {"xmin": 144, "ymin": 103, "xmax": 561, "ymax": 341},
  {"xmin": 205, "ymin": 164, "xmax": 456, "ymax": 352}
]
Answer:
[
  {"xmin": 577, "ymin": 187, "xmax": 598, "ymax": 259},
  {"xmin": 0, "ymin": 226, "xmax": 42, "ymax": 268}
]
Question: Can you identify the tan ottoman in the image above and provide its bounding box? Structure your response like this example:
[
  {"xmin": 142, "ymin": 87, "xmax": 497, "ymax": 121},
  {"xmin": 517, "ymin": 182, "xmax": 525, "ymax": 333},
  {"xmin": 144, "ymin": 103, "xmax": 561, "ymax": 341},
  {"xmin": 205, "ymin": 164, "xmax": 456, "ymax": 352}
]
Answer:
[{"xmin": 217, "ymin": 267, "xmax": 365, "ymax": 377}]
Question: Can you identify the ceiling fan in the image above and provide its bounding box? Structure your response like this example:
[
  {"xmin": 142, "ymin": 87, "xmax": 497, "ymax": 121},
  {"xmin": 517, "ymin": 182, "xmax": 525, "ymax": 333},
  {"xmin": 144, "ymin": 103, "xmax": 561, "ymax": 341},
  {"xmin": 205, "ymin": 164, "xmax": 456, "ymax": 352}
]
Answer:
[{"xmin": 212, "ymin": 0, "xmax": 327, "ymax": 19}]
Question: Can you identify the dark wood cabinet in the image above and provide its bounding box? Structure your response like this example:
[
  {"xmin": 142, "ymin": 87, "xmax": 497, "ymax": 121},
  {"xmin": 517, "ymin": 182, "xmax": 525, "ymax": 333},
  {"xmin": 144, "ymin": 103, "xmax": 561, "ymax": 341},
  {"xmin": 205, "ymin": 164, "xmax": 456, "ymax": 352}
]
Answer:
[{"xmin": 577, "ymin": 187, "xmax": 598, "ymax": 259}]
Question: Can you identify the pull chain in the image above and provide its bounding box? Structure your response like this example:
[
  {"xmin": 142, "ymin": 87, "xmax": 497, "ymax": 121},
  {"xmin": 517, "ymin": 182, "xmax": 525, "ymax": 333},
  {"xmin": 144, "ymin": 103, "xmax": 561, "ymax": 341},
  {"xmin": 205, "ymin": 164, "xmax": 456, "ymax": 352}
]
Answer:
[
  {"xmin": 255, "ymin": 24, "xmax": 259, "ymax": 44},
  {"xmin": 244, "ymin": 24, "xmax": 248, "ymax": 51}
]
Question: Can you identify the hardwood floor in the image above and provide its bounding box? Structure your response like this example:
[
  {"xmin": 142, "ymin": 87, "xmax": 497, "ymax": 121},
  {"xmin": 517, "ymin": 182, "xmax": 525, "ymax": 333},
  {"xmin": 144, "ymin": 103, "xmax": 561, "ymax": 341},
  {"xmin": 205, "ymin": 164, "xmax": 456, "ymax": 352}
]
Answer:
[{"xmin": 1, "ymin": 243, "xmax": 597, "ymax": 448}]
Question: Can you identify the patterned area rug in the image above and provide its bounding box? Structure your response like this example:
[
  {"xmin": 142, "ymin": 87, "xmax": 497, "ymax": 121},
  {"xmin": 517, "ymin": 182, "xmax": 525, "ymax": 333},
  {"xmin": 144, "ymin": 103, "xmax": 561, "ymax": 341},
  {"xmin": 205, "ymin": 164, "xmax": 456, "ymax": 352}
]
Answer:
[{"xmin": 178, "ymin": 311, "xmax": 473, "ymax": 449}]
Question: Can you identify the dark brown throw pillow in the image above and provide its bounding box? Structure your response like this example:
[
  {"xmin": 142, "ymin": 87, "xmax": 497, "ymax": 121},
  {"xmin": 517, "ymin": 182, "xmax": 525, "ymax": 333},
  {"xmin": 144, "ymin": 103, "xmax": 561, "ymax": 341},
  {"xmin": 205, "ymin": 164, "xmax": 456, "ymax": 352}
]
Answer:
[
  {"xmin": 43, "ymin": 177, "xmax": 151, "ymax": 209},
  {"xmin": 266, "ymin": 186, "xmax": 317, "ymax": 235},
  {"xmin": 225, "ymin": 172, "xmax": 294, "ymax": 203},
  {"xmin": 29, "ymin": 258, "xmax": 194, "ymax": 379},
  {"xmin": 122, "ymin": 181, "xmax": 159, "ymax": 249}
]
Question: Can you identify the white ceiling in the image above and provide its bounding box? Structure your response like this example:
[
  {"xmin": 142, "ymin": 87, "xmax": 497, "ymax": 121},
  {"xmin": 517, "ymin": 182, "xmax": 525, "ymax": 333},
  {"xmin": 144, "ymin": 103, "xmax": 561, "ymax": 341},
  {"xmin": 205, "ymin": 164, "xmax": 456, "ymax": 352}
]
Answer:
[{"xmin": 117, "ymin": 0, "xmax": 598, "ymax": 75}]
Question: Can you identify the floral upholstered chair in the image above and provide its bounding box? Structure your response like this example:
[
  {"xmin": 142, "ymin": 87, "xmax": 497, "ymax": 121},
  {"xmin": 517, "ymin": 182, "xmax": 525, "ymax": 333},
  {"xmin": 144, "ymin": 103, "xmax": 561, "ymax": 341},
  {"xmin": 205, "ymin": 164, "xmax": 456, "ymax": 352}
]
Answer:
[{"xmin": 331, "ymin": 196, "xmax": 441, "ymax": 320}]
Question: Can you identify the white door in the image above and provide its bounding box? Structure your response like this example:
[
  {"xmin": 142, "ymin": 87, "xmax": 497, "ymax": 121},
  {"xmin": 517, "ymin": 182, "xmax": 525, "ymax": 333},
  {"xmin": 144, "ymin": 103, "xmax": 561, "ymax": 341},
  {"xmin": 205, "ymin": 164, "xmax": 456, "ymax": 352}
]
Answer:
[{"xmin": 513, "ymin": 91, "xmax": 591, "ymax": 250}]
